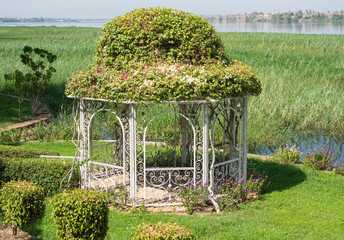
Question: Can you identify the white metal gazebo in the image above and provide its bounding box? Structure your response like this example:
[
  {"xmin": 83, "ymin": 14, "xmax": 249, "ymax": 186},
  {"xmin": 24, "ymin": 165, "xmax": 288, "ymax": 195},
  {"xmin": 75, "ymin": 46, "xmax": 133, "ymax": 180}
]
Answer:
[
  {"xmin": 74, "ymin": 96, "xmax": 248, "ymax": 206},
  {"xmin": 65, "ymin": 7, "xmax": 261, "ymax": 207}
]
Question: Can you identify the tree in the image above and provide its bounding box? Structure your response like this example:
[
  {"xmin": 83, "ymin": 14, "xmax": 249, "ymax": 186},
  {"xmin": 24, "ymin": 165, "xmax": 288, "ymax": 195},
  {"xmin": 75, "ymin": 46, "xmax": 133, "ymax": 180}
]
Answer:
[{"xmin": 4, "ymin": 46, "xmax": 57, "ymax": 118}]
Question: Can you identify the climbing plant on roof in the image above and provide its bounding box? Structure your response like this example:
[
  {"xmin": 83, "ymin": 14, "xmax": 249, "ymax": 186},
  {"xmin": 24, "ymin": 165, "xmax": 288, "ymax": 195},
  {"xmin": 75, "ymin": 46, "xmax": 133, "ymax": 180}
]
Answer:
[{"xmin": 65, "ymin": 7, "xmax": 262, "ymax": 102}]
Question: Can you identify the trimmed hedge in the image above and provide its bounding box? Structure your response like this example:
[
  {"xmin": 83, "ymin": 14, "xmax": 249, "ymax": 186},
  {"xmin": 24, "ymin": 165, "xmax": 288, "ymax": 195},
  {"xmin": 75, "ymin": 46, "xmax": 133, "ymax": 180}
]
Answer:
[
  {"xmin": 52, "ymin": 189, "xmax": 109, "ymax": 240},
  {"xmin": 0, "ymin": 181, "xmax": 45, "ymax": 234},
  {"xmin": 94, "ymin": 7, "xmax": 227, "ymax": 66},
  {"xmin": 0, "ymin": 144, "xmax": 60, "ymax": 158},
  {"xmin": 133, "ymin": 222, "xmax": 196, "ymax": 240},
  {"xmin": 0, "ymin": 157, "xmax": 79, "ymax": 196}
]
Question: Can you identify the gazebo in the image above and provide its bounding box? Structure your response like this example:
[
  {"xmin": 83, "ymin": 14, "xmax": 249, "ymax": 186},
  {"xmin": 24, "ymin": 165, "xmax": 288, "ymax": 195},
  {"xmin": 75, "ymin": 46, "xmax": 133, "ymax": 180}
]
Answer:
[{"xmin": 66, "ymin": 7, "xmax": 262, "ymax": 206}]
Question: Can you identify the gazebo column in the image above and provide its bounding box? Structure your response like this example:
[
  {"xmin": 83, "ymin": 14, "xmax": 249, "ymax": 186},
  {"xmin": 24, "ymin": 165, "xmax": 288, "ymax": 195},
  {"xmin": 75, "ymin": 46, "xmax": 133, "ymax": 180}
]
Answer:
[
  {"xmin": 79, "ymin": 99, "xmax": 89, "ymax": 189},
  {"xmin": 179, "ymin": 104, "xmax": 188, "ymax": 166},
  {"xmin": 129, "ymin": 104, "xmax": 137, "ymax": 203},
  {"xmin": 202, "ymin": 103, "xmax": 209, "ymax": 184},
  {"xmin": 243, "ymin": 97, "xmax": 248, "ymax": 182}
]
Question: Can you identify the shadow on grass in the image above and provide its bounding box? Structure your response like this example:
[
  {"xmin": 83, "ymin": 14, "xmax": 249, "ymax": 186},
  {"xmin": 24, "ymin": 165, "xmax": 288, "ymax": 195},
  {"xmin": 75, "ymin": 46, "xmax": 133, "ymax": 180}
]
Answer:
[{"xmin": 248, "ymin": 158, "xmax": 307, "ymax": 194}]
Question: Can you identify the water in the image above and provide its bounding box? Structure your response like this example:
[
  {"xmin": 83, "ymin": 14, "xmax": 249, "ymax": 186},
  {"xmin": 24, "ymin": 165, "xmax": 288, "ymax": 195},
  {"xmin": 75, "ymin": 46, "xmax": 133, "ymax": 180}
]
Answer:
[
  {"xmin": 1, "ymin": 20, "xmax": 343, "ymax": 34},
  {"xmin": 212, "ymin": 22, "xmax": 344, "ymax": 35},
  {"xmin": 0, "ymin": 20, "xmax": 108, "ymax": 28},
  {"xmin": 254, "ymin": 133, "xmax": 344, "ymax": 164}
]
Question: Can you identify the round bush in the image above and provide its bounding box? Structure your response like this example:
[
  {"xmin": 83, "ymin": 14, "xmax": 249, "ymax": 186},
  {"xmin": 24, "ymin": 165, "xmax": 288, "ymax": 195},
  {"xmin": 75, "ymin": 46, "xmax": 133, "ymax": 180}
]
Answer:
[
  {"xmin": 0, "ymin": 181, "xmax": 45, "ymax": 232},
  {"xmin": 133, "ymin": 222, "xmax": 196, "ymax": 240},
  {"xmin": 51, "ymin": 189, "xmax": 109, "ymax": 240},
  {"xmin": 94, "ymin": 7, "xmax": 227, "ymax": 66}
]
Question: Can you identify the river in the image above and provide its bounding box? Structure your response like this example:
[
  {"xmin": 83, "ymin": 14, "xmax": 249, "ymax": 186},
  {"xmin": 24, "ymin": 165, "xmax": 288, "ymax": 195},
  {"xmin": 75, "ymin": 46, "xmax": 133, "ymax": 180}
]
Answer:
[{"xmin": 1, "ymin": 21, "xmax": 343, "ymax": 35}]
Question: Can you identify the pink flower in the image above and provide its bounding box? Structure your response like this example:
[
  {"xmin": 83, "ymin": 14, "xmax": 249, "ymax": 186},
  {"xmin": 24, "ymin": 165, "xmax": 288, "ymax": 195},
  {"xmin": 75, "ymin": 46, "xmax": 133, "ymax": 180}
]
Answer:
[
  {"xmin": 142, "ymin": 63, "xmax": 146, "ymax": 68},
  {"xmin": 138, "ymin": 41, "xmax": 143, "ymax": 44}
]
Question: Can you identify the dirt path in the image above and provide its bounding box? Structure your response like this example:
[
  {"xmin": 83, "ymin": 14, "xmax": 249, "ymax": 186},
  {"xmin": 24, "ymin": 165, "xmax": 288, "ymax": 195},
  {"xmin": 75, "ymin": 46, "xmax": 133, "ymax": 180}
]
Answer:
[{"xmin": 0, "ymin": 94, "xmax": 52, "ymax": 132}]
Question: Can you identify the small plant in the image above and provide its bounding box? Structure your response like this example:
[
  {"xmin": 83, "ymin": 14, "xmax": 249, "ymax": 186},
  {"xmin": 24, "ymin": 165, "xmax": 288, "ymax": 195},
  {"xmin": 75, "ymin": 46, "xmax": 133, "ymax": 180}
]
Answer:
[
  {"xmin": 161, "ymin": 125, "xmax": 180, "ymax": 146},
  {"xmin": 138, "ymin": 201, "xmax": 147, "ymax": 214},
  {"xmin": 0, "ymin": 130, "xmax": 12, "ymax": 142},
  {"xmin": 216, "ymin": 172, "xmax": 267, "ymax": 211},
  {"xmin": 31, "ymin": 122, "xmax": 49, "ymax": 141},
  {"xmin": 0, "ymin": 181, "xmax": 45, "ymax": 235},
  {"xmin": 303, "ymin": 145, "xmax": 335, "ymax": 170},
  {"xmin": 329, "ymin": 158, "xmax": 344, "ymax": 176},
  {"xmin": 173, "ymin": 180, "xmax": 208, "ymax": 214},
  {"xmin": 133, "ymin": 222, "xmax": 196, "ymax": 240},
  {"xmin": 52, "ymin": 189, "xmax": 109, "ymax": 240},
  {"xmin": 271, "ymin": 144, "xmax": 303, "ymax": 164},
  {"xmin": 105, "ymin": 183, "xmax": 129, "ymax": 210},
  {"xmin": 4, "ymin": 46, "xmax": 57, "ymax": 116}
]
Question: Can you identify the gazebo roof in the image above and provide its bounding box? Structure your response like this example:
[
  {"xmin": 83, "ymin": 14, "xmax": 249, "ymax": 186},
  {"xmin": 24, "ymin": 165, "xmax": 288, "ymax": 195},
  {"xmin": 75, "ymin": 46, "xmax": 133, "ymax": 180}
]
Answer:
[{"xmin": 65, "ymin": 7, "xmax": 262, "ymax": 102}]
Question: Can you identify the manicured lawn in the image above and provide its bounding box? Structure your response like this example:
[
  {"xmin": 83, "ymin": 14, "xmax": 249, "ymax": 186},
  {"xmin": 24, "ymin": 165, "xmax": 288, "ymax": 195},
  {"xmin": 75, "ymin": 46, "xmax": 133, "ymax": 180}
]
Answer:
[
  {"xmin": 14, "ymin": 158, "xmax": 344, "ymax": 240},
  {"xmin": 0, "ymin": 96, "xmax": 33, "ymax": 128},
  {"xmin": 0, "ymin": 141, "xmax": 77, "ymax": 156}
]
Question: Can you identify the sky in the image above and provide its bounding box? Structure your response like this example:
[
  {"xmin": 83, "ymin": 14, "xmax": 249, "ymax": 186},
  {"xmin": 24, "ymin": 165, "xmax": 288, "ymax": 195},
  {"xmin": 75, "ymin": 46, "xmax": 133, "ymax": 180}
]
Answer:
[{"xmin": 0, "ymin": 0, "xmax": 343, "ymax": 19}]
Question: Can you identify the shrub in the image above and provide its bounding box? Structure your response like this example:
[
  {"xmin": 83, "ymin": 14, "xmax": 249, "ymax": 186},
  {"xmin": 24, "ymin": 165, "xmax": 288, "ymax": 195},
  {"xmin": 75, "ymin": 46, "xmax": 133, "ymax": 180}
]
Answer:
[
  {"xmin": 216, "ymin": 172, "xmax": 267, "ymax": 211},
  {"xmin": 94, "ymin": 7, "xmax": 227, "ymax": 66},
  {"xmin": 66, "ymin": 7, "xmax": 262, "ymax": 102},
  {"xmin": 0, "ymin": 144, "xmax": 59, "ymax": 158},
  {"xmin": 329, "ymin": 158, "xmax": 344, "ymax": 176},
  {"xmin": 0, "ymin": 157, "xmax": 79, "ymax": 196},
  {"xmin": 52, "ymin": 189, "xmax": 109, "ymax": 240},
  {"xmin": 173, "ymin": 180, "xmax": 208, "ymax": 214},
  {"xmin": 104, "ymin": 183, "xmax": 129, "ymax": 210},
  {"xmin": 133, "ymin": 222, "xmax": 196, "ymax": 240},
  {"xmin": 4, "ymin": 46, "xmax": 57, "ymax": 115},
  {"xmin": 0, "ymin": 181, "xmax": 45, "ymax": 235},
  {"xmin": 271, "ymin": 144, "xmax": 303, "ymax": 164},
  {"xmin": 303, "ymin": 146, "xmax": 335, "ymax": 170}
]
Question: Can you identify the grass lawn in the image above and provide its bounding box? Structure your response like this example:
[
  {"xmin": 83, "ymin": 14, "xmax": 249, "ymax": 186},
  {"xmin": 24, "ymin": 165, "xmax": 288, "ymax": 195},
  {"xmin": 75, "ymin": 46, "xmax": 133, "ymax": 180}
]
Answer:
[
  {"xmin": 0, "ymin": 96, "xmax": 33, "ymax": 128},
  {"xmin": 10, "ymin": 156, "xmax": 343, "ymax": 239},
  {"xmin": 0, "ymin": 141, "xmax": 77, "ymax": 156}
]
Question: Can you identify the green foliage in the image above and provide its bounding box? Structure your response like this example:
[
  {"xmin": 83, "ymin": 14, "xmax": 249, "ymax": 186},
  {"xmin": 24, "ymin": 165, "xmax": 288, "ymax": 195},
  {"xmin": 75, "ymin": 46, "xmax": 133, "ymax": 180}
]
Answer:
[
  {"xmin": 216, "ymin": 173, "xmax": 267, "ymax": 211},
  {"xmin": 0, "ymin": 96, "xmax": 33, "ymax": 128},
  {"xmin": 66, "ymin": 60, "xmax": 261, "ymax": 102},
  {"xmin": 329, "ymin": 159, "xmax": 344, "ymax": 176},
  {"xmin": 104, "ymin": 183, "xmax": 130, "ymax": 210},
  {"xmin": 51, "ymin": 189, "xmax": 109, "ymax": 240},
  {"xmin": 0, "ymin": 144, "xmax": 59, "ymax": 158},
  {"xmin": 4, "ymin": 46, "xmax": 57, "ymax": 115},
  {"xmin": 0, "ymin": 181, "xmax": 45, "ymax": 234},
  {"xmin": 94, "ymin": 7, "xmax": 227, "ymax": 66},
  {"xmin": 303, "ymin": 146, "xmax": 335, "ymax": 170},
  {"xmin": 133, "ymin": 222, "xmax": 196, "ymax": 240},
  {"xmin": 1, "ymin": 141, "xmax": 79, "ymax": 156},
  {"xmin": 173, "ymin": 181, "xmax": 208, "ymax": 215},
  {"xmin": 0, "ymin": 157, "xmax": 79, "ymax": 196},
  {"xmin": 7, "ymin": 158, "xmax": 344, "ymax": 239},
  {"xmin": 271, "ymin": 144, "xmax": 303, "ymax": 164},
  {"xmin": 66, "ymin": 8, "xmax": 261, "ymax": 102}
]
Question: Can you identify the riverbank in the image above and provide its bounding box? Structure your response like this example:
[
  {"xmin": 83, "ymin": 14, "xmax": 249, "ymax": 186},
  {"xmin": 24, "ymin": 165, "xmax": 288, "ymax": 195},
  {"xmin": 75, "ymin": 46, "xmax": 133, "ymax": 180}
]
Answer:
[{"xmin": 0, "ymin": 27, "xmax": 343, "ymax": 159}]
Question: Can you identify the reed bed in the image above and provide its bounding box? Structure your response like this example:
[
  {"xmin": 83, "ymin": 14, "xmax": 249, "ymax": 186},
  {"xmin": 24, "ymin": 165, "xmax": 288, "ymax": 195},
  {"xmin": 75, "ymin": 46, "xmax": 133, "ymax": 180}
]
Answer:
[
  {"xmin": 0, "ymin": 27, "xmax": 343, "ymax": 152},
  {"xmin": 220, "ymin": 32, "xmax": 344, "ymax": 149}
]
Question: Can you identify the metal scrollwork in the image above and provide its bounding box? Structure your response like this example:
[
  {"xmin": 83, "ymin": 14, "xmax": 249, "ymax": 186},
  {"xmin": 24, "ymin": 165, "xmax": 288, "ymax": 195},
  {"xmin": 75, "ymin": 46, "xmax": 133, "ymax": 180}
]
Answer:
[{"xmin": 77, "ymin": 97, "xmax": 248, "ymax": 206}]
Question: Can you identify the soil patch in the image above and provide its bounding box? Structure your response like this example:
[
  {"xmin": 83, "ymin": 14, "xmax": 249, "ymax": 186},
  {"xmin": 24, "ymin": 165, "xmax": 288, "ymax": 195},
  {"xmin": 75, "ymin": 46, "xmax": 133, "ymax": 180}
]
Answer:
[{"xmin": 0, "ymin": 221, "xmax": 42, "ymax": 240}]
